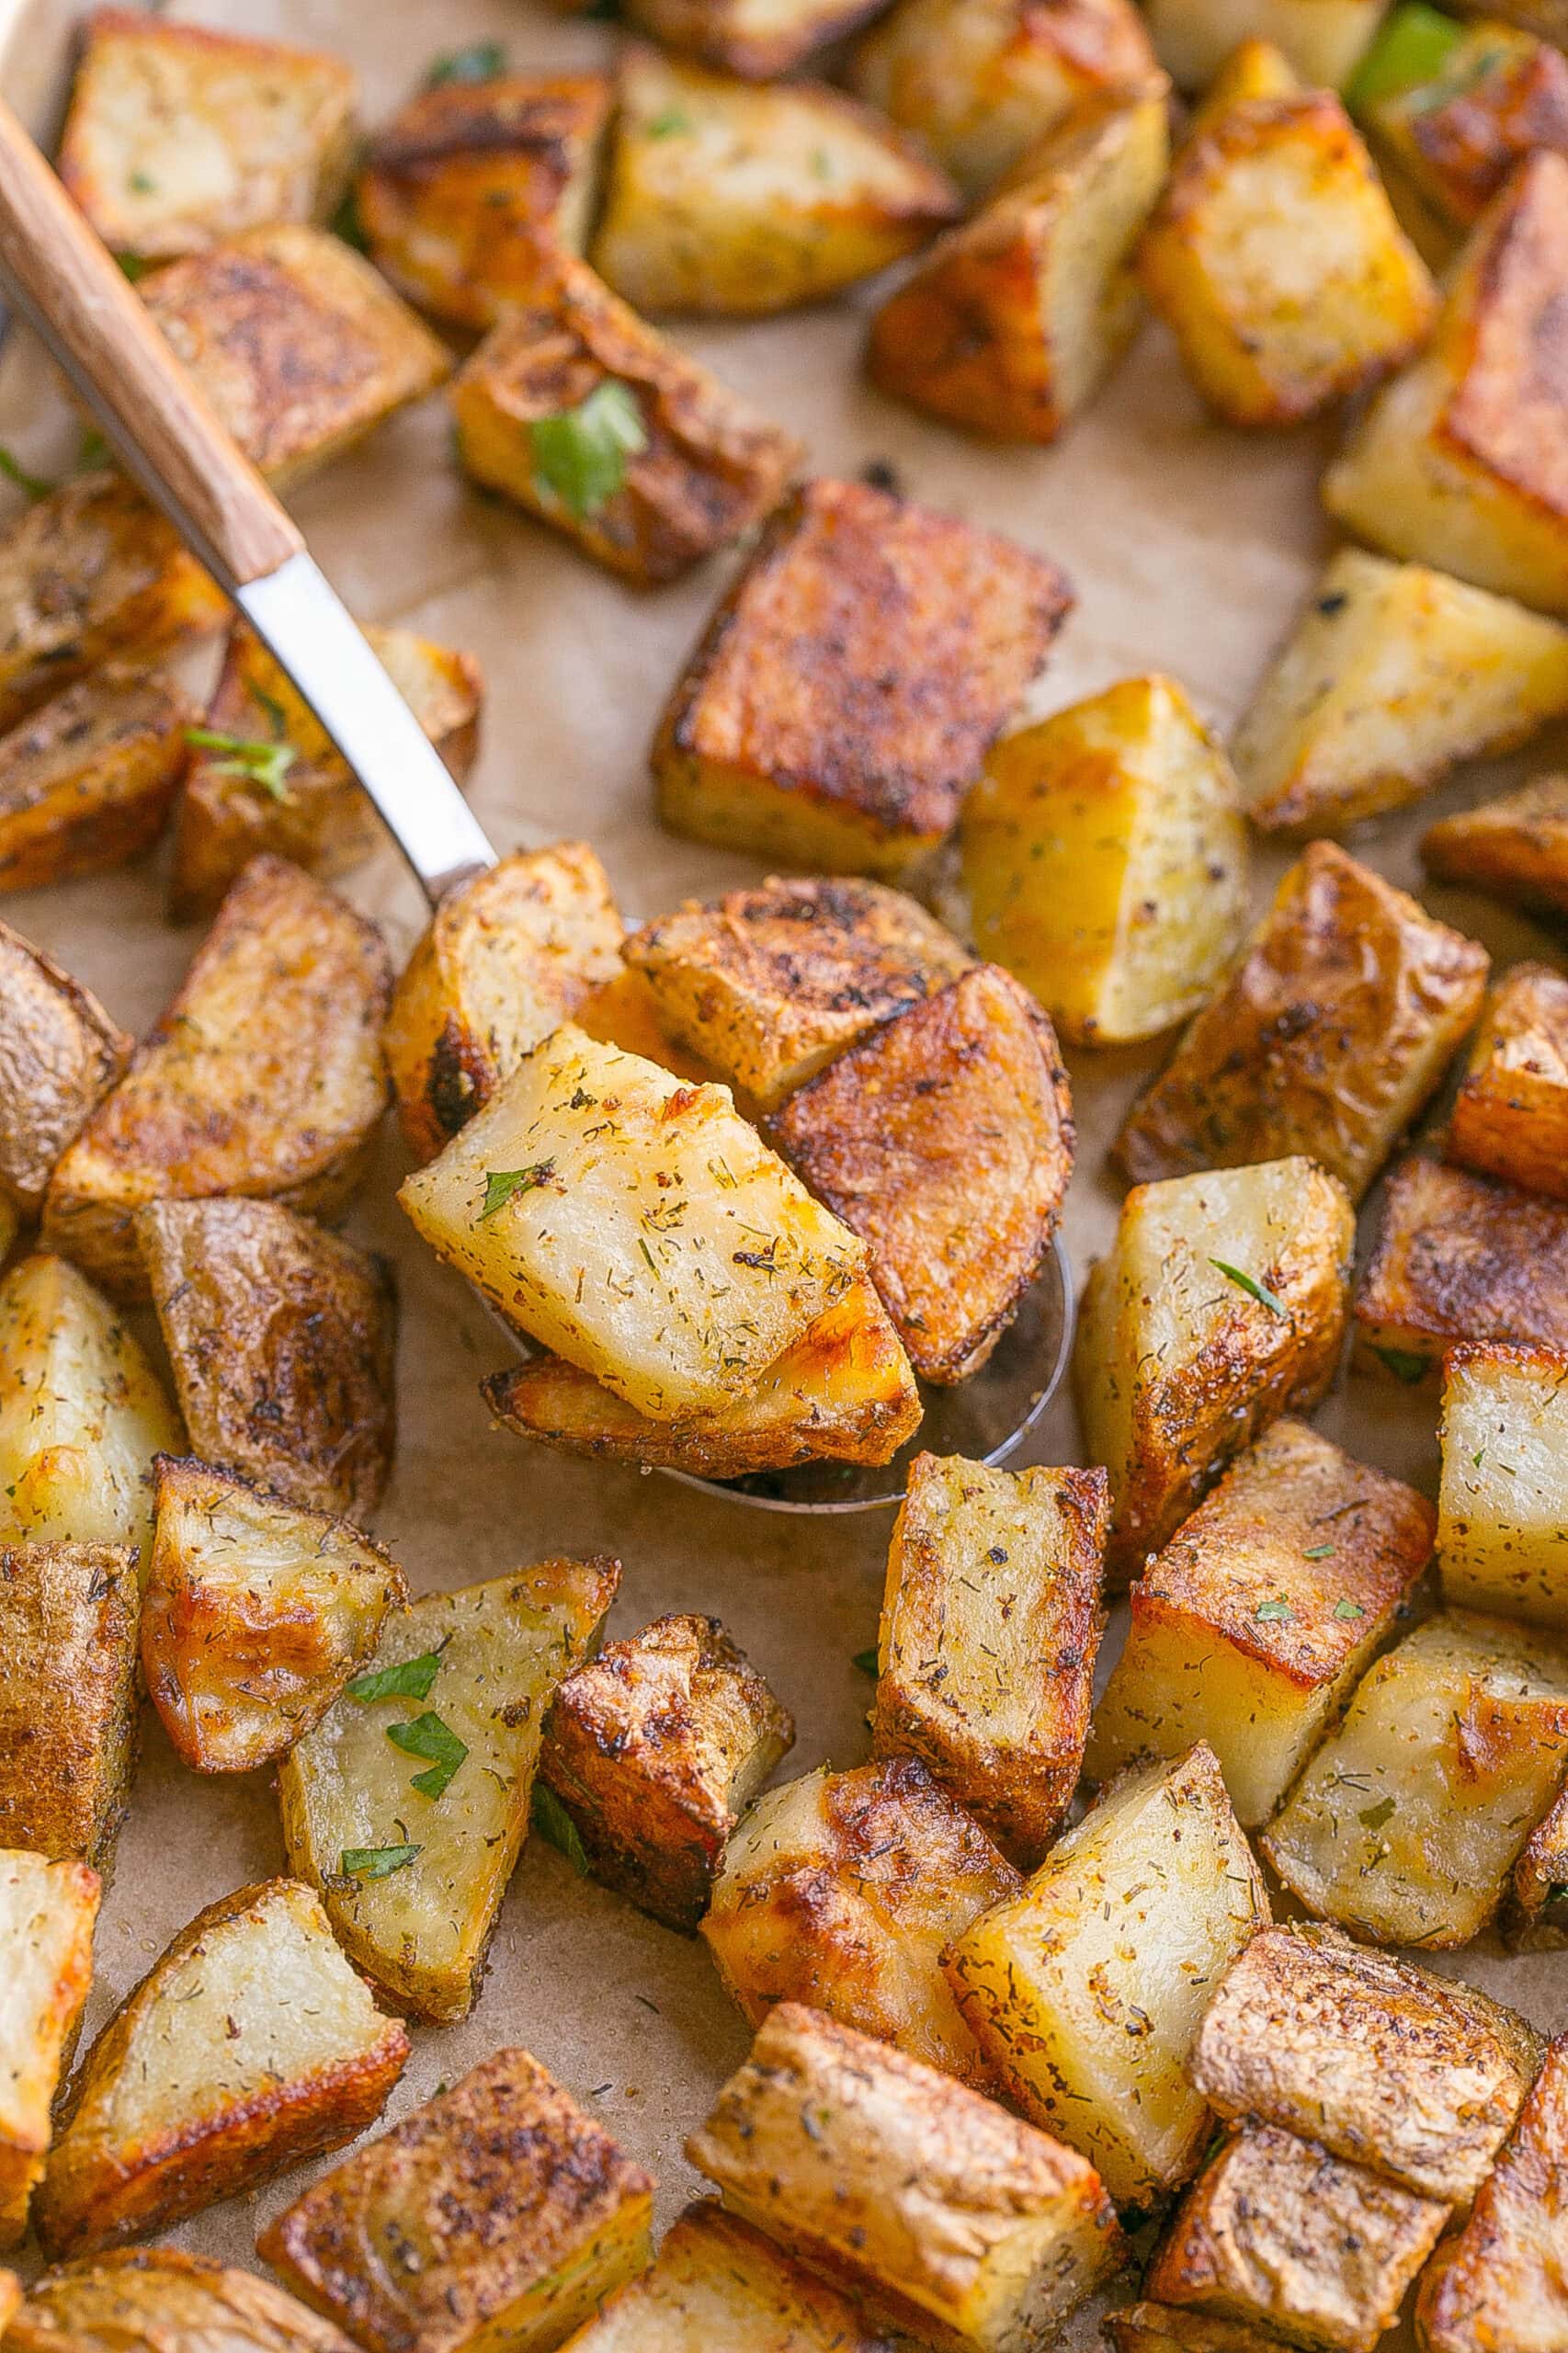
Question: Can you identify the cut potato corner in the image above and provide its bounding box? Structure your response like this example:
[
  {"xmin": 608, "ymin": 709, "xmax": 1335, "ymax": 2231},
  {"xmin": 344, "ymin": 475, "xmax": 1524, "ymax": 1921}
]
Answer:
[
  {"xmin": 1446, "ymin": 960, "xmax": 1568, "ymax": 1200},
  {"xmin": 0, "ymin": 1850, "xmax": 99, "ymax": 2249},
  {"xmin": 1354, "ymin": 1155, "xmax": 1568, "ymax": 1384},
  {"xmin": 0, "ymin": 919, "xmax": 129, "ymax": 1218},
  {"xmin": 6, "ymin": 2250, "xmax": 364, "ymax": 2353},
  {"xmin": 1142, "ymin": 0, "xmax": 1382, "ymax": 92},
  {"xmin": 555, "ymin": 2200, "xmax": 886, "ymax": 2350}
]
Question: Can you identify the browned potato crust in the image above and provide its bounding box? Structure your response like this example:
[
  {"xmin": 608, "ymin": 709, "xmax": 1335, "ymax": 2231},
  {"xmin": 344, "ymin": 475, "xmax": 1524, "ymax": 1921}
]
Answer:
[
  {"xmin": 0, "ymin": 1851, "xmax": 99, "ymax": 2249},
  {"xmin": 654, "ymin": 477, "xmax": 1073, "ymax": 877},
  {"xmin": 623, "ymin": 0, "xmax": 888, "ymax": 77},
  {"xmin": 140, "ymin": 1198, "xmax": 395, "ymax": 1522},
  {"xmin": 772, "ymin": 963, "xmax": 1074, "ymax": 1382},
  {"xmin": 0, "ymin": 922, "xmax": 129, "ymax": 1215},
  {"xmin": 1118, "ymin": 842, "xmax": 1490, "ymax": 1200},
  {"xmin": 1354, "ymin": 1154, "xmax": 1568, "ymax": 1384},
  {"xmin": 0, "ymin": 666, "xmax": 196, "ymax": 894},
  {"xmin": 1423, "ymin": 770, "xmax": 1568, "ymax": 915},
  {"xmin": 1415, "ymin": 2034, "xmax": 1568, "ymax": 2352},
  {"xmin": 1105, "ymin": 2306, "xmax": 1312, "ymax": 2351},
  {"xmin": 1367, "ymin": 23, "xmax": 1568, "ymax": 231},
  {"xmin": 0, "ymin": 1542, "xmax": 139, "ymax": 1869},
  {"xmin": 43, "ymin": 855, "xmax": 392, "ymax": 1299},
  {"xmin": 1511, "ymin": 1779, "xmax": 1568, "ymax": 1946},
  {"xmin": 7, "ymin": 2249, "xmax": 363, "ymax": 2353},
  {"xmin": 1446, "ymin": 960, "xmax": 1568, "ymax": 1199}
]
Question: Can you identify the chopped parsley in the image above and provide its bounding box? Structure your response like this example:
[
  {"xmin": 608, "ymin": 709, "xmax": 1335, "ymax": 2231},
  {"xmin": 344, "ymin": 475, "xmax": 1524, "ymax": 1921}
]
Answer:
[
  {"xmin": 529, "ymin": 381, "xmax": 647, "ymax": 522},
  {"xmin": 387, "ymin": 1711, "xmax": 469, "ymax": 1800},
  {"xmin": 1255, "ymin": 1599, "xmax": 1294, "ymax": 1622},
  {"xmin": 1373, "ymin": 1345, "xmax": 1429, "ymax": 1385},
  {"xmin": 341, "ymin": 1843, "xmax": 421, "ymax": 1879},
  {"xmin": 478, "ymin": 1161, "xmax": 556, "ymax": 1220},
  {"xmin": 1209, "ymin": 1258, "xmax": 1287, "ymax": 1316},
  {"xmin": 852, "ymin": 1646, "xmax": 880, "ymax": 1677},
  {"xmin": 185, "ymin": 727, "xmax": 296, "ymax": 804},
  {"xmin": 0, "ymin": 448, "xmax": 55, "ymax": 501},
  {"xmin": 425, "ymin": 40, "xmax": 506, "ymax": 85},
  {"xmin": 532, "ymin": 1783, "xmax": 590, "ymax": 1874},
  {"xmin": 1334, "ymin": 1598, "xmax": 1366, "ymax": 1620},
  {"xmin": 347, "ymin": 1649, "xmax": 444, "ymax": 1703},
  {"xmin": 1302, "ymin": 1543, "xmax": 1336, "ymax": 1560},
  {"xmin": 1358, "ymin": 1795, "xmax": 1397, "ymax": 1832},
  {"xmin": 646, "ymin": 107, "xmax": 692, "ymax": 136}
]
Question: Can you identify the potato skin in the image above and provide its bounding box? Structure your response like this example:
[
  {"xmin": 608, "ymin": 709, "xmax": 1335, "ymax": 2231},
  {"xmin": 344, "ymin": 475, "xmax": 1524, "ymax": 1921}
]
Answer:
[
  {"xmin": 1446, "ymin": 961, "xmax": 1568, "ymax": 1199},
  {"xmin": 0, "ymin": 923, "xmax": 129, "ymax": 1215},
  {"xmin": 556, "ymin": 2199, "xmax": 887, "ymax": 2351},
  {"xmin": 1415, "ymin": 2034, "xmax": 1568, "ymax": 2353},
  {"xmin": 1354, "ymin": 1155, "xmax": 1568, "ymax": 1384},
  {"xmin": 1509, "ymin": 1779, "xmax": 1568, "ymax": 1947},
  {"xmin": 1423, "ymin": 769, "xmax": 1568, "ymax": 917},
  {"xmin": 1367, "ymin": 22, "xmax": 1568, "ymax": 232},
  {"xmin": 0, "ymin": 1543, "xmax": 139, "ymax": 1870},
  {"xmin": 0, "ymin": 665, "xmax": 196, "ymax": 895},
  {"xmin": 0, "ymin": 1851, "xmax": 100, "ymax": 2250},
  {"xmin": 622, "ymin": 0, "xmax": 889, "ymax": 77},
  {"xmin": 7, "ymin": 2249, "xmax": 364, "ymax": 2353}
]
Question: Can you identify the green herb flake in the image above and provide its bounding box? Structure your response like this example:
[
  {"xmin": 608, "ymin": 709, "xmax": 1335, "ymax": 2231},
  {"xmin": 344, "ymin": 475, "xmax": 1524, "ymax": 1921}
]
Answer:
[
  {"xmin": 347, "ymin": 1650, "xmax": 444, "ymax": 1703},
  {"xmin": 1373, "ymin": 1345, "xmax": 1429, "ymax": 1386},
  {"xmin": 387, "ymin": 1711, "xmax": 469, "ymax": 1800},
  {"xmin": 1210, "ymin": 1258, "xmax": 1288, "ymax": 1316},
  {"xmin": 331, "ymin": 182, "xmax": 369, "ymax": 253},
  {"xmin": 340, "ymin": 1843, "xmax": 421, "ymax": 1879},
  {"xmin": 1302, "ymin": 1543, "xmax": 1336, "ymax": 1560},
  {"xmin": 1358, "ymin": 1795, "xmax": 1397, "ymax": 1831},
  {"xmin": 852, "ymin": 1646, "xmax": 879, "ymax": 1677},
  {"xmin": 1255, "ymin": 1599, "xmax": 1294, "ymax": 1621},
  {"xmin": 529, "ymin": 380, "xmax": 648, "ymax": 522},
  {"xmin": 531, "ymin": 1783, "xmax": 590, "ymax": 1874},
  {"xmin": 646, "ymin": 107, "xmax": 692, "ymax": 136},
  {"xmin": 0, "ymin": 448, "xmax": 56, "ymax": 501},
  {"xmin": 1346, "ymin": 1, "xmax": 1463, "ymax": 112},
  {"xmin": 478, "ymin": 1161, "xmax": 556, "ymax": 1221},
  {"xmin": 77, "ymin": 427, "xmax": 108, "ymax": 470},
  {"xmin": 116, "ymin": 252, "xmax": 153, "ymax": 282},
  {"xmin": 1473, "ymin": 1447, "xmax": 1486, "ymax": 1467},
  {"xmin": 128, "ymin": 169, "xmax": 158, "ymax": 193},
  {"xmin": 184, "ymin": 727, "xmax": 295, "ymax": 804},
  {"xmin": 1334, "ymin": 1598, "xmax": 1366, "ymax": 1620},
  {"xmin": 426, "ymin": 40, "xmax": 506, "ymax": 86}
]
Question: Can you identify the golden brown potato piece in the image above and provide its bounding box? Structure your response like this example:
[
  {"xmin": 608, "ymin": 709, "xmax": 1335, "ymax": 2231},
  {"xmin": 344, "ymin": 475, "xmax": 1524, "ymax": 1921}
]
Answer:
[
  {"xmin": 687, "ymin": 2003, "xmax": 1126, "ymax": 2347},
  {"xmin": 701, "ymin": 1756, "xmax": 1021, "ymax": 2088},
  {"xmin": 140, "ymin": 226, "xmax": 449, "ymax": 488},
  {"xmin": 43, "ymin": 855, "xmax": 392, "ymax": 1300},
  {"xmin": 772, "ymin": 964, "xmax": 1074, "ymax": 1383},
  {"xmin": 1105, "ymin": 2305, "xmax": 1317, "ymax": 2352},
  {"xmin": 0, "ymin": 1543, "xmax": 139, "ymax": 1869},
  {"xmin": 622, "ymin": 0, "xmax": 887, "ymax": 76},
  {"xmin": 539, "ymin": 1612, "xmax": 792, "ymax": 1929},
  {"xmin": 1354, "ymin": 1155, "xmax": 1568, "ymax": 1385},
  {"xmin": 593, "ymin": 48, "xmax": 960, "ymax": 319},
  {"xmin": 0, "ymin": 924, "xmax": 129, "ymax": 1215},
  {"xmin": 35, "ymin": 1877, "xmax": 407, "ymax": 2259},
  {"xmin": 1447, "ymin": 961, "xmax": 1568, "ymax": 1200},
  {"xmin": 170, "ymin": 621, "xmax": 483, "ymax": 921},
  {"xmin": 572, "ymin": 966, "xmax": 712, "ymax": 1082},
  {"xmin": 868, "ymin": 90, "xmax": 1169, "ymax": 442},
  {"xmin": 140, "ymin": 1198, "xmax": 395, "ymax": 1524},
  {"xmin": 7, "ymin": 2250, "xmax": 362, "ymax": 2353},
  {"xmin": 1324, "ymin": 153, "xmax": 1568, "ymax": 616},
  {"xmin": 0, "ymin": 665, "xmax": 196, "ymax": 894},
  {"xmin": 1423, "ymin": 769, "xmax": 1568, "ymax": 917},
  {"xmin": 58, "ymin": 9, "xmax": 358, "ymax": 260},
  {"xmin": 654, "ymin": 476, "xmax": 1073, "ymax": 879},
  {"xmin": 141, "ymin": 1455, "xmax": 406, "ymax": 1775},
  {"xmin": 1439, "ymin": 1340, "xmax": 1568, "ymax": 1627},
  {"xmin": 259, "ymin": 2048, "xmax": 653, "ymax": 2353},
  {"xmin": 1415, "ymin": 2034, "xmax": 1568, "ymax": 2353},
  {"xmin": 624, "ymin": 874, "xmax": 971, "ymax": 1111},
  {"xmin": 1510, "ymin": 1779, "xmax": 1568, "ymax": 1946},
  {"xmin": 0, "ymin": 473, "xmax": 226, "ymax": 733},
  {"xmin": 359, "ymin": 74, "xmax": 612, "ymax": 330},
  {"xmin": 1189, "ymin": 1921, "xmax": 1542, "ymax": 2201},
  {"xmin": 450, "ymin": 248, "xmax": 801, "ymax": 588},
  {"xmin": 872, "ymin": 1455, "xmax": 1108, "ymax": 1867},
  {"xmin": 1116, "ymin": 842, "xmax": 1490, "ymax": 1200},
  {"xmin": 1142, "ymin": 0, "xmax": 1382, "ymax": 91},
  {"xmin": 554, "ymin": 2199, "xmax": 886, "ymax": 2352},
  {"xmin": 0, "ymin": 1851, "xmax": 99, "ymax": 2249},
  {"xmin": 1363, "ymin": 20, "xmax": 1568, "ymax": 232}
]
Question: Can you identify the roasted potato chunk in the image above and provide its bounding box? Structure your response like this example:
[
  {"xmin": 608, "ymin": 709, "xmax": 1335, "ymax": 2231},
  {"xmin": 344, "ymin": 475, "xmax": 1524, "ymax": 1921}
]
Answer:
[
  {"xmin": 141, "ymin": 226, "xmax": 449, "ymax": 488},
  {"xmin": 43, "ymin": 855, "xmax": 391, "ymax": 1300},
  {"xmin": 170, "ymin": 621, "xmax": 483, "ymax": 921},
  {"xmin": 1323, "ymin": 153, "xmax": 1568, "ymax": 615},
  {"xmin": 1415, "ymin": 2033, "xmax": 1568, "ymax": 2353},
  {"xmin": 1438, "ymin": 1342, "xmax": 1568, "ymax": 1627},
  {"xmin": 140, "ymin": 1199, "xmax": 396, "ymax": 1524},
  {"xmin": 771, "ymin": 964, "xmax": 1074, "ymax": 1383},
  {"xmin": 141, "ymin": 1455, "xmax": 406, "ymax": 1775},
  {"xmin": 1142, "ymin": 0, "xmax": 1383, "ymax": 89},
  {"xmin": 35, "ymin": 1877, "xmax": 407, "ymax": 2259},
  {"xmin": 572, "ymin": 967, "xmax": 712, "ymax": 1082},
  {"xmin": 258, "ymin": 2049, "xmax": 653, "ymax": 2353},
  {"xmin": 0, "ymin": 926, "xmax": 128, "ymax": 1216},
  {"xmin": 0, "ymin": 473, "xmax": 225, "ymax": 733},
  {"xmin": 687, "ymin": 2003, "xmax": 1127, "ymax": 2348},
  {"xmin": 1106, "ymin": 2305, "xmax": 1321, "ymax": 2351},
  {"xmin": 1144, "ymin": 2121, "xmax": 1447, "ymax": 2353},
  {"xmin": 1189, "ymin": 1920, "xmax": 1542, "ymax": 2200},
  {"xmin": 1361, "ymin": 17, "xmax": 1568, "ymax": 231},
  {"xmin": 556, "ymin": 2199, "xmax": 885, "ymax": 2352},
  {"xmin": 1423, "ymin": 769, "xmax": 1568, "ymax": 916},
  {"xmin": 623, "ymin": 0, "xmax": 887, "ymax": 75},
  {"xmin": 0, "ymin": 1851, "xmax": 99, "ymax": 2248},
  {"xmin": 654, "ymin": 476, "xmax": 1073, "ymax": 878},
  {"xmin": 450, "ymin": 249, "xmax": 801, "ymax": 588},
  {"xmin": 871, "ymin": 1454, "xmax": 1108, "ymax": 1865},
  {"xmin": 0, "ymin": 665, "xmax": 195, "ymax": 895},
  {"xmin": 0, "ymin": 1543, "xmax": 138, "ymax": 1868},
  {"xmin": 278, "ymin": 1558, "xmax": 618, "ymax": 2020},
  {"xmin": 1087, "ymin": 1418, "xmax": 1433, "ymax": 1826},
  {"xmin": 359, "ymin": 75, "xmax": 612, "ymax": 331},
  {"xmin": 539, "ymin": 1612, "xmax": 791, "ymax": 1930},
  {"xmin": 7, "ymin": 2251, "xmax": 362, "ymax": 2353},
  {"xmin": 58, "ymin": 8, "xmax": 358, "ymax": 261},
  {"xmin": 1074, "ymin": 1157, "xmax": 1355, "ymax": 1578},
  {"xmin": 1447, "ymin": 961, "xmax": 1568, "ymax": 1199},
  {"xmin": 402, "ymin": 1026, "xmax": 866, "ymax": 1423},
  {"xmin": 1231, "ymin": 548, "xmax": 1568, "ymax": 832},
  {"xmin": 1354, "ymin": 1155, "xmax": 1568, "ymax": 1384},
  {"xmin": 1261, "ymin": 1608, "xmax": 1568, "ymax": 1947},
  {"xmin": 623, "ymin": 874, "xmax": 971, "ymax": 1112},
  {"xmin": 1509, "ymin": 1778, "xmax": 1568, "ymax": 1946},
  {"xmin": 1116, "ymin": 842, "xmax": 1490, "ymax": 1199},
  {"xmin": 960, "ymin": 674, "xmax": 1248, "ymax": 1042},
  {"xmin": 701, "ymin": 1756, "xmax": 1021, "ymax": 2088}
]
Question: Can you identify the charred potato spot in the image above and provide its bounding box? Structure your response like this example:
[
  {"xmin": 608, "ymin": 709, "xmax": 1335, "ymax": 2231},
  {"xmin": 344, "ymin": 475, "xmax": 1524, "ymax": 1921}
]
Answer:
[
  {"xmin": 0, "ymin": 1542, "xmax": 140, "ymax": 1871},
  {"xmin": 557, "ymin": 2199, "xmax": 885, "ymax": 2348},
  {"xmin": 7, "ymin": 2250, "xmax": 364, "ymax": 2353},
  {"xmin": 0, "ymin": 665, "xmax": 197, "ymax": 894},
  {"xmin": 0, "ymin": 1852, "xmax": 99, "ymax": 2251},
  {"xmin": 1354, "ymin": 1154, "xmax": 1568, "ymax": 1383},
  {"xmin": 1446, "ymin": 960, "xmax": 1568, "ymax": 1200},
  {"xmin": 0, "ymin": 923, "xmax": 129, "ymax": 1216}
]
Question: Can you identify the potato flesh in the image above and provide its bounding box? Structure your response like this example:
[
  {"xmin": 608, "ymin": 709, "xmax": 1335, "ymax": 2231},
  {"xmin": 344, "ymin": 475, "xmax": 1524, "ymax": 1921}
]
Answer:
[
  {"xmin": 0, "ymin": 1852, "xmax": 98, "ymax": 2249},
  {"xmin": 9, "ymin": 2250, "xmax": 366, "ymax": 2353},
  {"xmin": 1437, "ymin": 1343, "xmax": 1568, "ymax": 1627},
  {"xmin": 1141, "ymin": 0, "xmax": 1383, "ymax": 87},
  {"xmin": 1415, "ymin": 2034, "xmax": 1568, "ymax": 2353},
  {"xmin": 1448, "ymin": 961, "xmax": 1568, "ymax": 1199},
  {"xmin": 0, "ymin": 923, "xmax": 129, "ymax": 1215},
  {"xmin": 559, "ymin": 2200, "xmax": 884, "ymax": 2351}
]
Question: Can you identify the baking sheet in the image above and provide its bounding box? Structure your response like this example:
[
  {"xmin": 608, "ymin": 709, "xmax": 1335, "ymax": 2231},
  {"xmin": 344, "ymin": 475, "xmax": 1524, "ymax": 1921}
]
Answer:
[{"xmin": 1, "ymin": 0, "xmax": 1565, "ymax": 2335}]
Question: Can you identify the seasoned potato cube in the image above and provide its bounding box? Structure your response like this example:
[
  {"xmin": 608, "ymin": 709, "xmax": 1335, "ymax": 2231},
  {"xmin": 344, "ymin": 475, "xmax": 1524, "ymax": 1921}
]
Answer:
[
  {"xmin": 140, "ymin": 1199, "xmax": 395, "ymax": 1524},
  {"xmin": 278, "ymin": 1558, "xmax": 618, "ymax": 2020},
  {"xmin": 573, "ymin": 967, "xmax": 712, "ymax": 1083},
  {"xmin": 701, "ymin": 1756, "xmax": 1021, "ymax": 2087},
  {"xmin": 0, "ymin": 1851, "xmax": 99, "ymax": 2248},
  {"xmin": 0, "ymin": 1544, "xmax": 138, "ymax": 1867},
  {"xmin": 1116, "ymin": 842, "xmax": 1490, "ymax": 1199},
  {"xmin": 1144, "ymin": 2121, "xmax": 1447, "ymax": 2353},
  {"xmin": 170, "ymin": 621, "xmax": 483, "ymax": 921},
  {"xmin": 654, "ymin": 477, "xmax": 1073, "ymax": 879},
  {"xmin": 483, "ymin": 1279, "xmax": 921, "ymax": 1476},
  {"xmin": 556, "ymin": 2199, "xmax": 884, "ymax": 2352},
  {"xmin": 772, "ymin": 964, "xmax": 1074, "ymax": 1383},
  {"xmin": 1074, "ymin": 1157, "xmax": 1355, "ymax": 1577},
  {"xmin": 539, "ymin": 1611, "xmax": 792, "ymax": 1929},
  {"xmin": 851, "ymin": 0, "xmax": 1161, "ymax": 198},
  {"xmin": 35, "ymin": 1877, "xmax": 408, "ymax": 2259},
  {"xmin": 0, "ymin": 926, "xmax": 128, "ymax": 1216},
  {"xmin": 1189, "ymin": 1920, "xmax": 1542, "ymax": 2200},
  {"xmin": 1447, "ymin": 961, "xmax": 1568, "ymax": 1199},
  {"xmin": 1509, "ymin": 1779, "xmax": 1568, "ymax": 1945},
  {"xmin": 1188, "ymin": 36, "xmax": 1302, "ymax": 127},
  {"xmin": 871, "ymin": 1454, "xmax": 1108, "ymax": 1866},
  {"xmin": 1261, "ymin": 1608, "xmax": 1568, "ymax": 1947},
  {"xmin": 1354, "ymin": 1155, "xmax": 1568, "ymax": 1385},
  {"xmin": 450, "ymin": 250, "xmax": 800, "ymax": 588},
  {"xmin": 0, "ymin": 1254, "xmax": 181, "ymax": 1558},
  {"xmin": 687, "ymin": 2003, "xmax": 1127, "ymax": 2347},
  {"xmin": 1323, "ymin": 154, "xmax": 1568, "ymax": 615},
  {"xmin": 1424, "ymin": 769, "xmax": 1568, "ymax": 918},
  {"xmin": 960, "ymin": 674, "xmax": 1248, "ymax": 1042},
  {"xmin": 1106, "ymin": 2305, "xmax": 1321, "ymax": 2351},
  {"xmin": 1087, "ymin": 1418, "xmax": 1433, "ymax": 1826},
  {"xmin": 623, "ymin": 0, "xmax": 886, "ymax": 76},
  {"xmin": 43, "ymin": 855, "xmax": 391, "ymax": 1300},
  {"xmin": 258, "ymin": 2049, "xmax": 653, "ymax": 2353},
  {"xmin": 0, "ymin": 473, "xmax": 225, "ymax": 733},
  {"xmin": 1143, "ymin": 0, "xmax": 1383, "ymax": 89},
  {"xmin": 7, "ymin": 2251, "xmax": 362, "ymax": 2353},
  {"xmin": 0, "ymin": 665, "xmax": 195, "ymax": 895},
  {"xmin": 1361, "ymin": 18, "xmax": 1568, "ymax": 231},
  {"xmin": 1438, "ymin": 1342, "xmax": 1568, "ymax": 1627},
  {"xmin": 359, "ymin": 75, "xmax": 612, "ymax": 330},
  {"xmin": 1415, "ymin": 2034, "xmax": 1568, "ymax": 2353},
  {"xmin": 402, "ymin": 1026, "xmax": 866, "ymax": 1423},
  {"xmin": 58, "ymin": 8, "xmax": 358, "ymax": 261},
  {"xmin": 141, "ymin": 1455, "xmax": 406, "ymax": 1775},
  {"xmin": 1231, "ymin": 548, "xmax": 1568, "ymax": 832}
]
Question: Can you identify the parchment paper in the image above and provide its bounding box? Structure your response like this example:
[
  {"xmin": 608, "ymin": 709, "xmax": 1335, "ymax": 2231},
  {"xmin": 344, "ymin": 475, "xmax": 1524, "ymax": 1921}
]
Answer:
[{"xmin": 1, "ymin": 3, "xmax": 1564, "ymax": 2336}]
